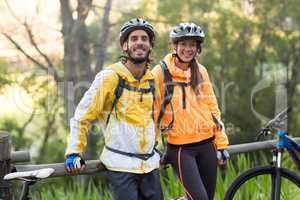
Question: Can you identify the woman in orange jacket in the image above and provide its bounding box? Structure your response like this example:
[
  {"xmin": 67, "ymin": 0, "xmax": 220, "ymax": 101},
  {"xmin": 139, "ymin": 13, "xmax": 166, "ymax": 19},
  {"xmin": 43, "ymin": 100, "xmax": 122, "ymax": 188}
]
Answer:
[{"xmin": 152, "ymin": 23, "xmax": 229, "ymax": 200}]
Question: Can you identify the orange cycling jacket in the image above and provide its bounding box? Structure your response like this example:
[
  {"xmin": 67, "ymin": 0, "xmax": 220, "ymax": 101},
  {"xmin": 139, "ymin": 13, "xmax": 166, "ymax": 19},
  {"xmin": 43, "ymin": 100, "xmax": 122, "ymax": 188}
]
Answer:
[{"xmin": 152, "ymin": 54, "xmax": 229, "ymax": 149}]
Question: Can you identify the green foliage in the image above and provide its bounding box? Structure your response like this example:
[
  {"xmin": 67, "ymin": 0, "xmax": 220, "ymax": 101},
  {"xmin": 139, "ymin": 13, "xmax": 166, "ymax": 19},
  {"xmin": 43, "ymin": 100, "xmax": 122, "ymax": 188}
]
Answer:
[
  {"xmin": 30, "ymin": 180, "xmax": 112, "ymax": 200},
  {"xmin": 0, "ymin": 117, "xmax": 32, "ymax": 150},
  {"xmin": 0, "ymin": 60, "xmax": 13, "ymax": 91},
  {"xmin": 14, "ymin": 154, "xmax": 298, "ymax": 199},
  {"xmin": 157, "ymin": 0, "xmax": 185, "ymax": 24},
  {"xmin": 9, "ymin": 177, "xmax": 111, "ymax": 200},
  {"xmin": 160, "ymin": 166, "xmax": 185, "ymax": 199}
]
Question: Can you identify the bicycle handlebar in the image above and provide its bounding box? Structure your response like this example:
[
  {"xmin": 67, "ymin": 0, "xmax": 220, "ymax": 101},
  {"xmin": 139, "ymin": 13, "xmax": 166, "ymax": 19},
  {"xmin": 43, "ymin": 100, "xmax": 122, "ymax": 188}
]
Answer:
[
  {"xmin": 263, "ymin": 107, "xmax": 292, "ymax": 130},
  {"xmin": 256, "ymin": 107, "xmax": 292, "ymax": 141}
]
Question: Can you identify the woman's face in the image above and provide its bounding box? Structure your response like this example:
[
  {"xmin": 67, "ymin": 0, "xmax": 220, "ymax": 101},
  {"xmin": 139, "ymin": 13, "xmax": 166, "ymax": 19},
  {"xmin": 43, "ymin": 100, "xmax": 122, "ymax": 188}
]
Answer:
[{"xmin": 175, "ymin": 39, "xmax": 198, "ymax": 63}]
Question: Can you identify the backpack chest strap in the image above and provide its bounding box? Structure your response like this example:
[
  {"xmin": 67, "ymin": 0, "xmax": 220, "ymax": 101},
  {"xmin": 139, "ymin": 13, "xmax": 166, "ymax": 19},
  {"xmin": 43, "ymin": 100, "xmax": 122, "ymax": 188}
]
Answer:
[
  {"xmin": 122, "ymin": 83, "xmax": 154, "ymax": 93},
  {"xmin": 106, "ymin": 75, "xmax": 155, "ymax": 126},
  {"xmin": 172, "ymin": 81, "xmax": 192, "ymax": 109}
]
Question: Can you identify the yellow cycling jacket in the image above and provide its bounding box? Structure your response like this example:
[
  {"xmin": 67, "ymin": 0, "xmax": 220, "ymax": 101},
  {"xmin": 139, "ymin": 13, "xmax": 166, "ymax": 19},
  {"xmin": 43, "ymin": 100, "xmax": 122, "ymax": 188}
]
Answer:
[
  {"xmin": 65, "ymin": 62, "xmax": 160, "ymax": 174},
  {"xmin": 152, "ymin": 54, "xmax": 229, "ymax": 149}
]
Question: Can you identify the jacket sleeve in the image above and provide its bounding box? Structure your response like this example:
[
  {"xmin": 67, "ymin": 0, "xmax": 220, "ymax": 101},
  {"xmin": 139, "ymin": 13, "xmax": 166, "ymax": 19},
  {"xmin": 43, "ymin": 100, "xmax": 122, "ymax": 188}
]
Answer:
[
  {"xmin": 200, "ymin": 66, "xmax": 229, "ymax": 150},
  {"xmin": 65, "ymin": 69, "xmax": 118, "ymax": 156}
]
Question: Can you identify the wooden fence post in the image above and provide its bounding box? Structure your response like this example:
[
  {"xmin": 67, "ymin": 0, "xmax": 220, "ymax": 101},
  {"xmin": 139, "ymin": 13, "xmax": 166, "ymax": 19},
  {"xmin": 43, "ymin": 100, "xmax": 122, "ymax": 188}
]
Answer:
[{"xmin": 0, "ymin": 132, "xmax": 11, "ymax": 200}]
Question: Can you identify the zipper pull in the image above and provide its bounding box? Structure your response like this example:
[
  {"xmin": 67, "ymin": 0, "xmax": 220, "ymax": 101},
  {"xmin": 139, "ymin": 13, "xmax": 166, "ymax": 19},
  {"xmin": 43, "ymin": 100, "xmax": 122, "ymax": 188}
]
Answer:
[
  {"xmin": 181, "ymin": 85, "xmax": 186, "ymax": 109},
  {"xmin": 140, "ymin": 92, "xmax": 143, "ymax": 102}
]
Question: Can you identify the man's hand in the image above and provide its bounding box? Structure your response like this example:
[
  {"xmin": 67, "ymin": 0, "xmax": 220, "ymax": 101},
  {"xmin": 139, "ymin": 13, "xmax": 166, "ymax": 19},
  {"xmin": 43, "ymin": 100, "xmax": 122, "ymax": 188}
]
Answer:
[{"xmin": 65, "ymin": 153, "xmax": 86, "ymax": 174}]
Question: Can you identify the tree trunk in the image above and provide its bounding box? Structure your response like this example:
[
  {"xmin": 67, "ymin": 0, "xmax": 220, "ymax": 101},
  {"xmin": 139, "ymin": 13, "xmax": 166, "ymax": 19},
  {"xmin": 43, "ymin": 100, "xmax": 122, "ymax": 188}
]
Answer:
[
  {"xmin": 60, "ymin": 0, "xmax": 109, "ymax": 184},
  {"xmin": 60, "ymin": 0, "xmax": 76, "ymax": 121},
  {"xmin": 60, "ymin": 0, "xmax": 93, "ymax": 121},
  {"xmin": 85, "ymin": 0, "xmax": 112, "ymax": 164},
  {"xmin": 95, "ymin": 0, "xmax": 112, "ymax": 73}
]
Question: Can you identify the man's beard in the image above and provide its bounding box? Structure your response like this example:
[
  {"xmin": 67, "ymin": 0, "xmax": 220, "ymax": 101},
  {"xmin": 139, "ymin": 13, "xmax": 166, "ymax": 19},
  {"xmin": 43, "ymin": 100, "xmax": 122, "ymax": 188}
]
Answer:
[{"xmin": 127, "ymin": 45, "xmax": 150, "ymax": 64}]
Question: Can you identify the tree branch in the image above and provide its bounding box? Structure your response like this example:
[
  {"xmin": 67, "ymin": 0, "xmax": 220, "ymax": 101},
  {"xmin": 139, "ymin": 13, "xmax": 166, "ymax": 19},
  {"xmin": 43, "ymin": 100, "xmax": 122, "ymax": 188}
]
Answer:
[
  {"xmin": 2, "ymin": 32, "xmax": 48, "ymax": 71},
  {"xmin": 77, "ymin": 0, "xmax": 93, "ymax": 23},
  {"xmin": 91, "ymin": 4, "xmax": 172, "ymax": 25},
  {"xmin": 38, "ymin": 104, "xmax": 59, "ymax": 160},
  {"xmin": 4, "ymin": 0, "xmax": 60, "ymax": 82},
  {"xmin": 20, "ymin": 109, "xmax": 36, "ymax": 134},
  {"xmin": 23, "ymin": 22, "xmax": 60, "ymax": 82},
  {"xmin": 4, "ymin": 0, "xmax": 23, "ymax": 24}
]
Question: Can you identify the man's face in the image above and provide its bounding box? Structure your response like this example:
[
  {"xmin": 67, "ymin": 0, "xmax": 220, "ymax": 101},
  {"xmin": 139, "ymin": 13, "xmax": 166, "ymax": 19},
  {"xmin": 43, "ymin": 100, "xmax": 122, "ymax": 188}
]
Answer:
[{"xmin": 122, "ymin": 29, "xmax": 152, "ymax": 63}]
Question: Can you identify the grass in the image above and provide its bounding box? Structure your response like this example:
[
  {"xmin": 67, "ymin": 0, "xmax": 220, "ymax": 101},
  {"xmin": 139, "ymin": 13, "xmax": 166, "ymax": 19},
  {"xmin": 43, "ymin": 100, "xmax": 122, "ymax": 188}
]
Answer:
[{"xmin": 13, "ymin": 154, "xmax": 300, "ymax": 200}]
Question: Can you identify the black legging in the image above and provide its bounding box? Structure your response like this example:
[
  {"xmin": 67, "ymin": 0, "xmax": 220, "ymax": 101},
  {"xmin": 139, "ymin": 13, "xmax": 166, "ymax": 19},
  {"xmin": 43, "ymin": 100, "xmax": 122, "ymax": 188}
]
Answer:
[{"xmin": 166, "ymin": 139, "xmax": 217, "ymax": 200}]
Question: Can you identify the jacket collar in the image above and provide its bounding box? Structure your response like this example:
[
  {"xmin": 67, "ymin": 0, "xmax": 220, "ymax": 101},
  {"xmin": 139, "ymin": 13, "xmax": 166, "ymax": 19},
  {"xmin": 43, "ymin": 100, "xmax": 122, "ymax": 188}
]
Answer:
[
  {"xmin": 163, "ymin": 53, "xmax": 192, "ymax": 80},
  {"xmin": 109, "ymin": 62, "xmax": 154, "ymax": 83}
]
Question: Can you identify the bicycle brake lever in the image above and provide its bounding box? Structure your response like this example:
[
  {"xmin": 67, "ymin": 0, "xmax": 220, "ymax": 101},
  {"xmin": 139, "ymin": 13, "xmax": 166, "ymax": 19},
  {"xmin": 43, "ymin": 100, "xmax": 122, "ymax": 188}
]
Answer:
[{"xmin": 256, "ymin": 128, "xmax": 271, "ymax": 141}]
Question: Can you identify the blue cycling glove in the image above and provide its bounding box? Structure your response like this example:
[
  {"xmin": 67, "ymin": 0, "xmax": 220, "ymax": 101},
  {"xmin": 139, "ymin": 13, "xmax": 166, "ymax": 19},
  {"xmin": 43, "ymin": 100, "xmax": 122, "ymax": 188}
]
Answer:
[
  {"xmin": 65, "ymin": 153, "xmax": 85, "ymax": 171},
  {"xmin": 217, "ymin": 149, "xmax": 230, "ymax": 167}
]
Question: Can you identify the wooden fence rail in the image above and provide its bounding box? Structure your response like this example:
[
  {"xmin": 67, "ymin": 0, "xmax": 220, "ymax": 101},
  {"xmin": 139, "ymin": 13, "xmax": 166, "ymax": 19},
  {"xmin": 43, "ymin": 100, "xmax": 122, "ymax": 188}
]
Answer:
[
  {"xmin": 11, "ymin": 151, "xmax": 30, "ymax": 163},
  {"xmin": 13, "ymin": 137, "xmax": 300, "ymax": 177}
]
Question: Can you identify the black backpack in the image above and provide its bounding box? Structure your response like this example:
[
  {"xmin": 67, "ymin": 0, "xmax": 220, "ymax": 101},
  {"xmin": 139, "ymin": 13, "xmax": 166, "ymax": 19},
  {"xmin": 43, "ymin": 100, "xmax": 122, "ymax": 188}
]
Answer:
[
  {"xmin": 157, "ymin": 61, "xmax": 192, "ymax": 132},
  {"xmin": 106, "ymin": 74, "xmax": 156, "ymax": 126},
  {"xmin": 157, "ymin": 61, "xmax": 222, "ymax": 133},
  {"xmin": 104, "ymin": 74, "xmax": 159, "ymax": 161}
]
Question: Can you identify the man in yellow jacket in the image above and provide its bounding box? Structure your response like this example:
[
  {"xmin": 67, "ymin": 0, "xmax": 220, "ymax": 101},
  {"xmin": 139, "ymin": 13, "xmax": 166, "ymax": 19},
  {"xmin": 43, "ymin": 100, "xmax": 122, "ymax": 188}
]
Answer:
[{"xmin": 65, "ymin": 18, "xmax": 163, "ymax": 200}]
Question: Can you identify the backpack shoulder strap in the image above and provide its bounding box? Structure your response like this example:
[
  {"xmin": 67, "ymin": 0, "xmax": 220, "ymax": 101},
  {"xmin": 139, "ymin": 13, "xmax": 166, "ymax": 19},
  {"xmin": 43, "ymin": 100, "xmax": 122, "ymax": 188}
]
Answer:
[
  {"xmin": 148, "ymin": 79, "xmax": 155, "ymax": 100},
  {"xmin": 148, "ymin": 79, "xmax": 156, "ymax": 120},
  {"xmin": 160, "ymin": 60, "xmax": 173, "ymax": 101},
  {"xmin": 106, "ymin": 74, "xmax": 125, "ymax": 126},
  {"xmin": 157, "ymin": 61, "xmax": 175, "ymax": 132}
]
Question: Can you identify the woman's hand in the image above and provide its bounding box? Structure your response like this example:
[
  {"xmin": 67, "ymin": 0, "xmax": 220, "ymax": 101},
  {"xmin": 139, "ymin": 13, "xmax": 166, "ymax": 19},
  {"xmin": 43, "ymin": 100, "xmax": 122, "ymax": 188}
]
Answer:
[{"xmin": 217, "ymin": 149, "xmax": 230, "ymax": 168}]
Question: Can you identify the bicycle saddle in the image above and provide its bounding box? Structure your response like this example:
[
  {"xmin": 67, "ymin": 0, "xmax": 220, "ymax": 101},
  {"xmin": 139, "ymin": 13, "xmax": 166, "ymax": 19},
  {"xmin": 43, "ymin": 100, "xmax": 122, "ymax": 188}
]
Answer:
[{"xmin": 4, "ymin": 168, "xmax": 55, "ymax": 180}]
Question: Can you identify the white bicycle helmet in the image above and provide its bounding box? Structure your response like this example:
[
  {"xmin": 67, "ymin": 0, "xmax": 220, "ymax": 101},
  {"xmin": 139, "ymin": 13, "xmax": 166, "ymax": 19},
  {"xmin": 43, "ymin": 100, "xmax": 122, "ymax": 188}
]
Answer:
[
  {"xmin": 170, "ymin": 22, "xmax": 205, "ymax": 43},
  {"xmin": 120, "ymin": 18, "xmax": 155, "ymax": 46}
]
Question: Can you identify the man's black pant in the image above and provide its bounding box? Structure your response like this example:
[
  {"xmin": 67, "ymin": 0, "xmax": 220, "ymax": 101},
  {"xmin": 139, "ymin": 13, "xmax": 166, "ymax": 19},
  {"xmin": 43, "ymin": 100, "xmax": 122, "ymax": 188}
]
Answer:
[{"xmin": 106, "ymin": 168, "xmax": 163, "ymax": 200}]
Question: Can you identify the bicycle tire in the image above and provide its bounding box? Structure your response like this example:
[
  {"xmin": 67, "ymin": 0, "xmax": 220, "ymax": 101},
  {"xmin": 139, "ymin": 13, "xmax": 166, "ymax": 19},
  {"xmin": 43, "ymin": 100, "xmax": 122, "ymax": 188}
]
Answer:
[{"xmin": 224, "ymin": 166, "xmax": 300, "ymax": 200}]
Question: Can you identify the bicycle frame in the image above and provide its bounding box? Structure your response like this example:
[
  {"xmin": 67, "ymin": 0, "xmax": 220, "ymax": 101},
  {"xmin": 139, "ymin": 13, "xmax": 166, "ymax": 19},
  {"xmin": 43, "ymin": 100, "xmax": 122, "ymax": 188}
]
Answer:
[
  {"xmin": 20, "ymin": 179, "xmax": 37, "ymax": 200},
  {"xmin": 269, "ymin": 129, "xmax": 300, "ymax": 200},
  {"xmin": 274, "ymin": 130, "xmax": 300, "ymax": 169}
]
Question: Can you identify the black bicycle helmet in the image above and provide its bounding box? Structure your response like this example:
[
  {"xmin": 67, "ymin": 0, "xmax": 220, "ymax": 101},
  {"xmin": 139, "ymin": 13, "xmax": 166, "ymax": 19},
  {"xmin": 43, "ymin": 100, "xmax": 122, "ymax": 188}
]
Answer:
[
  {"xmin": 170, "ymin": 22, "xmax": 205, "ymax": 43},
  {"xmin": 120, "ymin": 18, "xmax": 155, "ymax": 46}
]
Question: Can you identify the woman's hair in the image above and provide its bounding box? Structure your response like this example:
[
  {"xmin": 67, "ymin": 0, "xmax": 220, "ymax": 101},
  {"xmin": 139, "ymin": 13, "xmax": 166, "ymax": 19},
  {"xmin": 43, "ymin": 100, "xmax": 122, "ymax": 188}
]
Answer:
[{"xmin": 190, "ymin": 57, "xmax": 203, "ymax": 95}]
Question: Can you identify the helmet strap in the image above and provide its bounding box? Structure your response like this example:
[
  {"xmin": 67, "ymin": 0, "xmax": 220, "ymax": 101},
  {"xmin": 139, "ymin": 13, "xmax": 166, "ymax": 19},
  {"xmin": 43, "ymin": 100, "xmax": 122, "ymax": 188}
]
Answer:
[
  {"xmin": 174, "ymin": 53, "xmax": 191, "ymax": 64},
  {"xmin": 121, "ymin": 50, "xmax": 150, "ymax": 65}
]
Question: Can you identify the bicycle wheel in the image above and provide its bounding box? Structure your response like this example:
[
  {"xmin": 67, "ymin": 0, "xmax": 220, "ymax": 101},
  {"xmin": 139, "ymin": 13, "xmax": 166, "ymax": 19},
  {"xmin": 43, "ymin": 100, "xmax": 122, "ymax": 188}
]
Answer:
[{"xmin": 224, "ymin": 166, "xmax": 300, "ymax": 200}]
